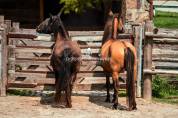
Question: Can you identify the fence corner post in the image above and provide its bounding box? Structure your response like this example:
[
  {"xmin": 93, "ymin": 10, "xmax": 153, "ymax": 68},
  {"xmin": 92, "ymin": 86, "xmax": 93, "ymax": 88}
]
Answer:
[
  {"xmin": 143, "ymin": 20, "xmax": 153, "ymax": 100},
  {"xmin": 0, "ymin": 15, "xmax": 7, "ymax": 96},
  {"xmin": 133, "ymin": 24, "xmax": 144, "ymax": 98}
]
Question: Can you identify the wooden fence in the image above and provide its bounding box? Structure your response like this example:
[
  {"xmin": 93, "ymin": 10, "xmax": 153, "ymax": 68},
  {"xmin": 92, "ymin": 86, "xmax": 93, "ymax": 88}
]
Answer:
[
  {"xmin": 0, "ymin": 15, "xmax": 144, "ymax": 97},
  {"xmin": 1, "ymin": 15, "xmax": 178, "ymax": 101},
  {"xmin": 6, "ymin": 32, "xmax": 132, "ymax": 90},
  {"xmin": 143, "ymin": 21, "xmax": 178, "ymax": 100}
]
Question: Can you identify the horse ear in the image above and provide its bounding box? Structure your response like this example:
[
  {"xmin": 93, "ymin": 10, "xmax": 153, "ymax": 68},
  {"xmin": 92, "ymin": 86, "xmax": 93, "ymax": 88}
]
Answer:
[{"xmin": 57, "ymin": 12, "xmax": 61, "ymax": 18}]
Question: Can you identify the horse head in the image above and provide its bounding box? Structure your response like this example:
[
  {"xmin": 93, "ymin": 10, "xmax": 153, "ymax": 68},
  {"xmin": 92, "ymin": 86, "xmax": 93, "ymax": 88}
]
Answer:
[
  {"xmin": 36, "ymin": 13, "xmax": 69, "ymax": 39},
  {"xmin": 112, "ymin": 13, "xmax": 125, "ymax": 35}
]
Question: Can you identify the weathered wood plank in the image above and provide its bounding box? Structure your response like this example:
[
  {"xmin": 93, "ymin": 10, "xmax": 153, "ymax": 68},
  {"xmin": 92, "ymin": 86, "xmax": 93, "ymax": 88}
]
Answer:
[
  {"xmin": 0, "ymin": 21, "xmax": 7, "ymax": 96},
  {"xmin": 13, "ymin": 47, "xmax": 100, "ymax": 54},
  {"xmin": 144, "ymin": 69, "xmax": 178, "ymax": 75},
  {"xmin": 153, "ymin": 57, "xmax": 178, "ymax": 62},
  {"xmin": 143, "ymin": 21, "xmax": 153, "ymax": 100},
  {"xmin": 8, "ymin": 33, "xmax": 37, "ymax": 39},
  {"xmin": 153, "ymin": 49, "xmax": 178, "ymax": 55},
  {"xmin": 12, "ymin": 71, "xmax": 126, "ymax": 79},
  {"xmin": 146, "ymin": 32, "xmax": 178, "ymax": 39},
  {"xmin": 153, "ymin": 62, "xmax": 178, "ymax": 70}
]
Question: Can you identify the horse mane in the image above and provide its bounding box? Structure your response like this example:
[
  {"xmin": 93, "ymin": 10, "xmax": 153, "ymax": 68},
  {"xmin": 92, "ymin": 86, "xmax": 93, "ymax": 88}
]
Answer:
[
  {"xmin": 58, "ymin": 17, "xmax": 70, "ymax": 40},
  {"xmin": 102, "ymin": 0, "xmax": 126, "ymax": 44},
  {"xmin": 102, "ymin": 15, "xmax": 113, "ymax": 44},
  {"xmin": 102, "ymin": 15, "xmax": 118, "ymax": 44}
]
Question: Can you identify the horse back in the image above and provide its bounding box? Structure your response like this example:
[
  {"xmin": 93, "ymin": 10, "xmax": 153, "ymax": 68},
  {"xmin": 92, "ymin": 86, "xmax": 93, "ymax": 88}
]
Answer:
[{"xmin": 53, "ymin": 40, "xmax": 81, "ymax": 58}]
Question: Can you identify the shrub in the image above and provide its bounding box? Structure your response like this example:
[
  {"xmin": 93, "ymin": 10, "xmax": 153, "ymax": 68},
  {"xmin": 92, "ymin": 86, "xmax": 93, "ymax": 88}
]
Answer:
[{"xmin": 152, "ymin": 75, "xmax": 177, "ymax": 98}]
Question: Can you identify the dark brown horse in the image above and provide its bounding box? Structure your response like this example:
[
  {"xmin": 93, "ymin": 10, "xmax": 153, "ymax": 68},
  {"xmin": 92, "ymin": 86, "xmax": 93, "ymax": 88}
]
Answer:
[
  {"xmin": 36, "ymin": 14, "xmax": 81, "ymax": 108},
  {"xmin": 101, "ymin": 14, "xmax": 137, "ymax": 110}
]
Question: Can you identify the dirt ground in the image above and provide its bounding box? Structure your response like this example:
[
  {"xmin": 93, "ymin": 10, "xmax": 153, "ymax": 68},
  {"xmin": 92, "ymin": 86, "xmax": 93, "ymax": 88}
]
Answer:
[{"xmin": 0, "ymin": 92, "xmax": 178, "ymax": 118}]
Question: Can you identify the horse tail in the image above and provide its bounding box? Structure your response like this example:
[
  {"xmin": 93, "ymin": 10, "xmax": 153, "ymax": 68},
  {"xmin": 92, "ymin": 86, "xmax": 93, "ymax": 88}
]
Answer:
[
  {"xmin": 57, "ymin": 48, "xmax": 73, "ymax": 91},
  {"xmin": 124, "ymin": 47, "xmax": 136, "ymax": 109}
]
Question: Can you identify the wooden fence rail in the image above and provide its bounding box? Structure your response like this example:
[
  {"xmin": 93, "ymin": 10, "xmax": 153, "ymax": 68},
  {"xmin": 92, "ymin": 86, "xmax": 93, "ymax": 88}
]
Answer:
[
  {"xmin": 1, "ymin": 15, "xmax": 177, "ymax": 102},
  {"xmin": 3, "ymin": 28, "xmax": 137, "ymax": 95},
  {"xmin": 143, "ymin": 21, "xmax": 178, "ymax": 100}
]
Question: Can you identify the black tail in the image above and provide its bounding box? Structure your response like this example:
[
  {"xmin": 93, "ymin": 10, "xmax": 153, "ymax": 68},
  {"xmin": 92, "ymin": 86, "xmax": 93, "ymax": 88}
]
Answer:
[
  {"xmin": 58, "ymin": 48, "xmax": 73, "ymax": 91},
  {"xmin": 124, "ymin": 47, "xmax": 136, "ymax": 109}
]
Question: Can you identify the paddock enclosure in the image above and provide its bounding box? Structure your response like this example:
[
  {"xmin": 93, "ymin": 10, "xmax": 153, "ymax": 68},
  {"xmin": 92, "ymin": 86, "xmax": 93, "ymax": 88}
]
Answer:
[
  {"xmin": 0, "ymin": 0, "xmax": 178, "ymax": 101},
  {"xmin": 0, "ymin": 15, "xmax": 178, "ymax": 101}
]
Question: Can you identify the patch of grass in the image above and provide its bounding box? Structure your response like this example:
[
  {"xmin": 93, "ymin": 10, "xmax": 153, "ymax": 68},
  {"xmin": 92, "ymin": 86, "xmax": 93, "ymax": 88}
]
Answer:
[
  {"xmin": 7, "ymin": 89, "xmax": 33, "ymax": 96},
  {"xmin": 152, "ymin": 75, "xmax": 178, "ymax": 105},
  {"xmin": 153, "ymin": 96, "xmax": 178, "ymax": 105},
  {"xmin": 154, "ymin": 11, "xmax": 178, "ymax": 29},
  {"xmin": 152, "ymin": 75, "xmax": 178, "ymax": 98},
  {"xmin": 119, "ymin": 90, "xmax": 126, "ymax": 97}
]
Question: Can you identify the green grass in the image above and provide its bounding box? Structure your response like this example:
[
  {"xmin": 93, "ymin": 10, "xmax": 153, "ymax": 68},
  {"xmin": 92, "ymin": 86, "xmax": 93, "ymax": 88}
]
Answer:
[
  {"xmin": 154, "ymin": 11, "xmax": 178, "ymax": 29},
  {"xmin": 152, "ymin": 75, "xmax": 178, "ymax": 105},
  {"xmin": 153, "ymin": 96, "xmax": 178, "ymax": 105}
]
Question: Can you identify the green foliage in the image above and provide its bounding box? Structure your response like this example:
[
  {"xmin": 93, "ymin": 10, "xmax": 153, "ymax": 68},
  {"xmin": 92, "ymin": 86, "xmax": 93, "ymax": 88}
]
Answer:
[
  {"xmin": 153, "ymin": 97, "xmax": 178, "ymax": 105},
  {"xmin": 154, "ymin": 11, "xmax": 178, "ymax": 29},
  {"xmin": 152, "ymin": 75, "xmax": 177, "ymax": 98},
  {"xmin": 7, "ymin": 89, "xmax": 33, "ymax": 96},
  {"xmin": 59, "ymin": 0, "xmax": 102, "ymax": 14}
]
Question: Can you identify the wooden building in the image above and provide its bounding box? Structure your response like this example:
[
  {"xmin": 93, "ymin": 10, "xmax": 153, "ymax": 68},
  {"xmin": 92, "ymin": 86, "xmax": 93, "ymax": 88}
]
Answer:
[
  {"xmin": 0, "ymin": 0, "xmax": 104, "ymax": 29},
  {"xmin": 0, "ymin": 0, "xmax": 150, "ymax": 29}
]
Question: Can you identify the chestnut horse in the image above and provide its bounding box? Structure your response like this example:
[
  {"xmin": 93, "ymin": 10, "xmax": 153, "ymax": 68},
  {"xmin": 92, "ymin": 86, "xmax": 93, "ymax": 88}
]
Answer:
[
  {"xmin": 101, "ymin": 14, "xmax": 137, "ymax": 110},
  {"xmin": 36, "ymin": 14, "xmax": 81, "ymax": 108}
]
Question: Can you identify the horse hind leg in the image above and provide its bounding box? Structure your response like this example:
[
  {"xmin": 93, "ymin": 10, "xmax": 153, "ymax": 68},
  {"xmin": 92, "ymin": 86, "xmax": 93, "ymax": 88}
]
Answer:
[
  {"xmin": 105, "ymin": 73, "xmax": 111, "ymax": 102},
  {"xmin": 112, "ymin": 72, "xmax": 119, "ymax": 109},
  {"xmin": 65, "ymin": 85, "xmax": 72, "ymax": 108}
]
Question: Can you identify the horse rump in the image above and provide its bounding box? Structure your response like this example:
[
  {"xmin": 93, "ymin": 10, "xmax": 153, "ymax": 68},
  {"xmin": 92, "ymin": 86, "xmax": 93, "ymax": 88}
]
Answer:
[{"xmin": 124, "ymin": 47, "xmax": 136, "ymax": 110}]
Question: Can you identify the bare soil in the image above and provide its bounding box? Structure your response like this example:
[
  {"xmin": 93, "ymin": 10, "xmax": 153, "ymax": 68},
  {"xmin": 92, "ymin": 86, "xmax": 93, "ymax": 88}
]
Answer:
[{"xmin": 0, "ymin": 93, "xmax": 178, "ymax": 118}]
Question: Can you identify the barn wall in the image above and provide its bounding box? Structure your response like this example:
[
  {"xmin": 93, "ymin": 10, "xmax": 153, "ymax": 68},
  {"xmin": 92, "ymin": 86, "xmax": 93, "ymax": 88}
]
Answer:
[
  {"xmin": 0, "ymin": 0, "xmax": 150, "ymax": 28},
  {"xmin": 126, "ymin": 0, "xmax": 150, "ymax": 23},
  {"xmin": 0, "ymin": 0, "xmax": 40, "ymax": 28}
]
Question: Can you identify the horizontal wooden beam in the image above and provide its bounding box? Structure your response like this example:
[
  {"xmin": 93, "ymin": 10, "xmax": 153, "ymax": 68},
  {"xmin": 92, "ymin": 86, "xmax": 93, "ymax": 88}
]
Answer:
[
  {"xmin": 8, "ymin": 32, "xmax": 134, "ymax": 40},
  {"xmin": 16, "ymin": 57, "xmax": 100, "ymax": 62},
  {"xmin": 153, "ymin": 57, "xmax": 178, "ymax": 62},
  {"xmin": 14, "ymin": 70, "xmax": 118, "ymax": 74},
  {"xmin": 146, "ymin": 32, "xmax": 178, "ymax": 39},
  {"xmin": 16, "ymin": 45, "xmax": 101, "ymax": 49},
  {"xmin": 144, "ymin": 69, "xmax": 178, "ymax": 75},
  {"xmin": 12, "ymin": 47, "xmax": 100, "ymax": 54},
  {"xmin": 13, "ymin": 72, "xmax": 126, "ymax": 78},
  {"xmin": 8, "ymin": 33, "xmax": 37, "ymax": 39}
]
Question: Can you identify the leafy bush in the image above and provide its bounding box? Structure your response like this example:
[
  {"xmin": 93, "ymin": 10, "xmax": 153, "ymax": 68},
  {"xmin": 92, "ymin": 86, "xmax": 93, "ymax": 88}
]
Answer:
[
  {"xmin": 152, "ymin": 75, "xmax": 177, "ymax": 98},
  {"xmin": 59, "ymin": 0, "xmax": 102, "ymax": 14}
]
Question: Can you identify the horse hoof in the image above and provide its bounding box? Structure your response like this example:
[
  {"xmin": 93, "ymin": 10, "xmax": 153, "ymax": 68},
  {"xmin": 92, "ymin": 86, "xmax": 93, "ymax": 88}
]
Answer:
[
  {"xmin": 66, "ymin": 104, "xmax": 72, "ymax": 108},
  {"xmin": 112, "ymin": 99, "xmax": 115, "ymax": 103},
  {"xmin": 112, "ymin": 104, "xmax": 118, "ymax": 110},
  {"xmin": 52, "ymin": 104, "xmax": 65, "ymax": 108},
  {"xmin": 132, "ymin": 106, "xmax": 137, "ymax": 110},
  {"xmin": 105, "ymin": 98, "xmax": 111, "ymax": 103}
]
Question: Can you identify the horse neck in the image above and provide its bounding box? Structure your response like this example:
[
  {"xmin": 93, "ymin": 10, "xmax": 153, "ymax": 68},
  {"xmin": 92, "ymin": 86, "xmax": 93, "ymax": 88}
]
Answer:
[
  {"xmin": 54, "ymin": 32, "xmax": 66, "ymax": 43},
  {"xmin": 112, "ymin": 17, "xmax": 118, "ymax": 39},
  {"xmin": 102, "ymin": 16, "xmax": 117, "ymax": 45}
]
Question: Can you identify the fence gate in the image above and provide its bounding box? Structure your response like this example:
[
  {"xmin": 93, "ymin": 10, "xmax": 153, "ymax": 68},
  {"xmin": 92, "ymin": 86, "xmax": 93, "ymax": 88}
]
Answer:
[{"xmin": 0, "ymin": 23, "xmax": 143, "ymax": 97}]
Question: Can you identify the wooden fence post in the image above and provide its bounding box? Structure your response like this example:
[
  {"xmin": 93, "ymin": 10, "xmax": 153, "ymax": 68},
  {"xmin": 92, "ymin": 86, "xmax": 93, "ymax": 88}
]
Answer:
[
  {"xmin": 0, "ymin": 15, "xmax": 8, "ymax": 96},
  {"xmin": 0, "ymin": 15, "xmax": 4, "ymax": 27},
  {"xmin": 4, "ymin": 20, "xmax": 12, "ymax": 33},
  {"xmin": 134, "ymin": 24, "xmax": 144, "ymax": 98},
  {"xmin": 8, "ymin": 23, "xmax": 18, "ymax": 83},
  {"xmin": 143, "ymin": 20, "xmax": 153, "ymax": 100},
  {"xmin": 12, "ymin": 22, "xmax": 20, "ymax": 32}
]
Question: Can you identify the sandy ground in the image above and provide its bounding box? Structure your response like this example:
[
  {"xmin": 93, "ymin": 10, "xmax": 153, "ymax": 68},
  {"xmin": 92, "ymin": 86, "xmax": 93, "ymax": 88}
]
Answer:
[{"xmin": 0, "ymin": 93, "xmax": 178, "ymax": 118}]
